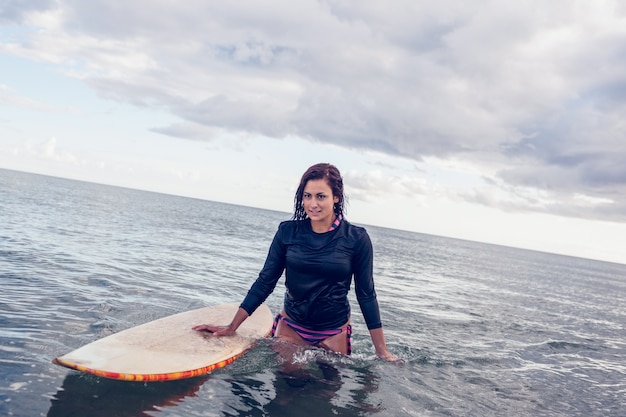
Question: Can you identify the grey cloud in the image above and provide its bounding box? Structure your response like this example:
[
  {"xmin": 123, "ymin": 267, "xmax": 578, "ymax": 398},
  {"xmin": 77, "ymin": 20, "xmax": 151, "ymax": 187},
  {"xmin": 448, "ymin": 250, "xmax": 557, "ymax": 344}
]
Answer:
[
  {"xmin": 0, "ymin": 0, "xmax": 51, "ymax": 23},
  {"xmin": 3, "ymin": 0, "xmax": 626, "ymax": 223},
  {"xmin": 464, "ymin": 183, "xmax": 626, "ymax": 223},
  {"xmin": 150, "ymin": 123, "xmax": 222, "ymax": 142}
]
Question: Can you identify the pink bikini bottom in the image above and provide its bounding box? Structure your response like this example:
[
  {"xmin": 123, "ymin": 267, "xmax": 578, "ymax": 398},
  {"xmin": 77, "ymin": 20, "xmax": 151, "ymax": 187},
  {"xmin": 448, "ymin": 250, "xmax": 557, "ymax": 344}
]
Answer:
[{"xmin": 270, "ymin": 313, "xmax": 352, "ymax": 355}]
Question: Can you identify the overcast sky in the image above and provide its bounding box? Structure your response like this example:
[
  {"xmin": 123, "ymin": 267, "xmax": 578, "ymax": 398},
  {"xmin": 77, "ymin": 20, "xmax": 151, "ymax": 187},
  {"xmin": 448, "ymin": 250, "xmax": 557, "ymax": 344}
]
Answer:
[{"xmin": 2, "ymin": 1, "xmax": 626, "ymax": 264}]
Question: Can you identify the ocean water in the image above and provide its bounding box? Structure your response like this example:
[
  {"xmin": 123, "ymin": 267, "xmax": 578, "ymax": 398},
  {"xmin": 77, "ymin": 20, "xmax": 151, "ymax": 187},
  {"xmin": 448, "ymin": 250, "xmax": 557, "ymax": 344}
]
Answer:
[{"xmin": 1, "ymin": 168, "xmax": 625, "ymax": 417}]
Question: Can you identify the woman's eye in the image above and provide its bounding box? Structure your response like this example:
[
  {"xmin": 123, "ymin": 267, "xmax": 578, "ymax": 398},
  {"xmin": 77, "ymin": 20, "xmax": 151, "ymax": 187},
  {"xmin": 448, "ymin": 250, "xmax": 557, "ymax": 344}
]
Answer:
[{"xmin": 317, "ymin": 195, "xmax": 326, "ymax": 200}]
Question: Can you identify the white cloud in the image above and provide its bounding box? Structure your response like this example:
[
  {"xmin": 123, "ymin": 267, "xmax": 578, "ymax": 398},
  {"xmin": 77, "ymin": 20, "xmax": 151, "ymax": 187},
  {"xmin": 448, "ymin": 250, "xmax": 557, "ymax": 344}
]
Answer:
[
  {"xmin": 0, "ymin": 84, "xmax": 72, "ymax": 113},
  {"xmin": 2, "ymin": 0, "xmax": 626, "ymax": 262}
]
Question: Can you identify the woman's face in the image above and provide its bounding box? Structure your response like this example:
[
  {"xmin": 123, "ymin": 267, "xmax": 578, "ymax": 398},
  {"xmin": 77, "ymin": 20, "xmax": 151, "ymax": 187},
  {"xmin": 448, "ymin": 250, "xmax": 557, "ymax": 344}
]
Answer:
[{"xmin": 302, "ymin": 179, "xmax": 339, "ymax": 227}]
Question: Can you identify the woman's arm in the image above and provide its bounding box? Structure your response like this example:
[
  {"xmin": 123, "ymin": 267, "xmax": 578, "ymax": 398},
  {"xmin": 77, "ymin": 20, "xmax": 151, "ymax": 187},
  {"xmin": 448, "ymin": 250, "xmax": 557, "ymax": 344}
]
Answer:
[
  {"xmin": 369, "ymin": 327, "xmax": 400, "ymax": 361},
  {"xmin": 192, "ymin": 307, "xmax": 250, "ymax": 336},
  {"xmin": 193, "ymin": 223, "xmax": 287, "ymax": 335}
]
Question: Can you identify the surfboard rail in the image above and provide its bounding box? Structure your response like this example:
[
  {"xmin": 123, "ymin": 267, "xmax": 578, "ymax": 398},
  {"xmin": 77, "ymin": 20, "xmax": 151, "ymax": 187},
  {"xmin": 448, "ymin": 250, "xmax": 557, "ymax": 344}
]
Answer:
[
  {"xmin": 52, "ymin": 351, "xmax": 246, "ymax": 381},
  {"xmin": 52, "ymin": 303, "xmax": 273, "ymax": 381}
]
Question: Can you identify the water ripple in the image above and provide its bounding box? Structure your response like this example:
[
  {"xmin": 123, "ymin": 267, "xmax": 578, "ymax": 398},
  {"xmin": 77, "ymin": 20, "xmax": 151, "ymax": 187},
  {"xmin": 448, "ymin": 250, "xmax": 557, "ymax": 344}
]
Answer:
[{"xmin": 1, "ymin": 169, "xmax": 625, "ymax": 417}]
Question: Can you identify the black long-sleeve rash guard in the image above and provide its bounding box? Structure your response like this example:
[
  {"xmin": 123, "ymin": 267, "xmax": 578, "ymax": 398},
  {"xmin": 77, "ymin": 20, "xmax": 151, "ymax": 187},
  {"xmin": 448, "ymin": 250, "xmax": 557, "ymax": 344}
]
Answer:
[{"xmin": 240, "ymin": 219, "xmax": 383, "ymax": 331}]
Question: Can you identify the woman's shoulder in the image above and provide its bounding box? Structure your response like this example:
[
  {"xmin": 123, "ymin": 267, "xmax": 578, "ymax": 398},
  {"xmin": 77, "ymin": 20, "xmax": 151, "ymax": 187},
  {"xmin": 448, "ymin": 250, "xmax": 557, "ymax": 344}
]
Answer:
[
  {"xmin": 342, "ymin": 219, "xmax": 365, "ymax": 231},
  {"xmin": 277, "ymin": 219, "xmax": 304, "ymax": 230},
  {"xmin": 340, "ymin": 219, "xmax": 370, "ymax": 240},
  {"xmin": 275, "ymin": 219, "xmax": 308, "ymax": 236}
]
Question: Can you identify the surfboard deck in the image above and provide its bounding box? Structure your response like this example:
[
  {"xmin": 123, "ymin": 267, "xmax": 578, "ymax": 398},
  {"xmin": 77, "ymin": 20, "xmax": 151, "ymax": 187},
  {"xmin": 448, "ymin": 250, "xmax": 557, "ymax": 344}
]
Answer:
[{"xmin": 53, "ymin": 303, "xmax": 273, "ymax": 381}]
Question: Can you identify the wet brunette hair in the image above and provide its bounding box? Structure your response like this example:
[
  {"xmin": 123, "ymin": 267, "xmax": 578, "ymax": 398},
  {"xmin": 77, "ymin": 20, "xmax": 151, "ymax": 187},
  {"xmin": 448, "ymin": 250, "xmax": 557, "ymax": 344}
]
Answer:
[{"xmin": 292, "ymin": 163, "xmax": 345, "ymax": 221}]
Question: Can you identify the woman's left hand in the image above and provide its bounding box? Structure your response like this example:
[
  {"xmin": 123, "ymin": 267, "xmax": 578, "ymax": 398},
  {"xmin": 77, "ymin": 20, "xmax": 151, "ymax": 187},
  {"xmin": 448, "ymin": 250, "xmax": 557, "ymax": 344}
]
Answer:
[{"xmin": 376, "ymin": 349, "xmax": 404, "ymax": 364}]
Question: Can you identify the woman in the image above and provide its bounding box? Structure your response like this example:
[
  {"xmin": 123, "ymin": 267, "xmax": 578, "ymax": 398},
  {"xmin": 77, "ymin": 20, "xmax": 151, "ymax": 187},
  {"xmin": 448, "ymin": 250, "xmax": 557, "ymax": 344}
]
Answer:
[{"xmin": 193, "ymin": 163, "xmax": 397, "ymax": 361}]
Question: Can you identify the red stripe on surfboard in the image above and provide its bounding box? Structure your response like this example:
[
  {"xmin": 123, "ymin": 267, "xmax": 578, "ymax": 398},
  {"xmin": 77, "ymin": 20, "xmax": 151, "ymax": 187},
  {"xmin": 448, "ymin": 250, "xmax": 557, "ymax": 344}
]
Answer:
[{"xmin": 52, "ymin": 351, "xmax": 245, "ymax": 381}]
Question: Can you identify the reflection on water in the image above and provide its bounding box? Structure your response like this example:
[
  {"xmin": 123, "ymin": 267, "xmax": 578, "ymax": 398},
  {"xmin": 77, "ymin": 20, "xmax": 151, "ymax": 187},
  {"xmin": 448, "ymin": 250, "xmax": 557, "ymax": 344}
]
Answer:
[
  {"xmin": 48, "ymin": 374, "xmax": 207, "ymax": 417},
  {"xmin": 47, "ymin": 345, "xmax": 383, "ymax": 417}
]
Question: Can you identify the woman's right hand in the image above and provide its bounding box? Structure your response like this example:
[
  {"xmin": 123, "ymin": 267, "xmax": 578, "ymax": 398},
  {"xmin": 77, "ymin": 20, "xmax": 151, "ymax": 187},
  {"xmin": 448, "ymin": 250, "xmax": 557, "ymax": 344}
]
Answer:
[
  {"xmin": 192, "ymin": 307, "xmax": 249, "ymax": 337},
  {"xmin": 192, "ymin": 324, "xmax": 236, "ymax": 337}
]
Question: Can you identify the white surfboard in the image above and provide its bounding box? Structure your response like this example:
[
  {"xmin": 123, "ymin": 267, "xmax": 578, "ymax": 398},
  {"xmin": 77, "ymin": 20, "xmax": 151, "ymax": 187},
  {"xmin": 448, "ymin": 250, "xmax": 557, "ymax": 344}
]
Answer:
[{"xmin": 53, "ymin": 303, "xmax": 273, "ymax": 381}]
